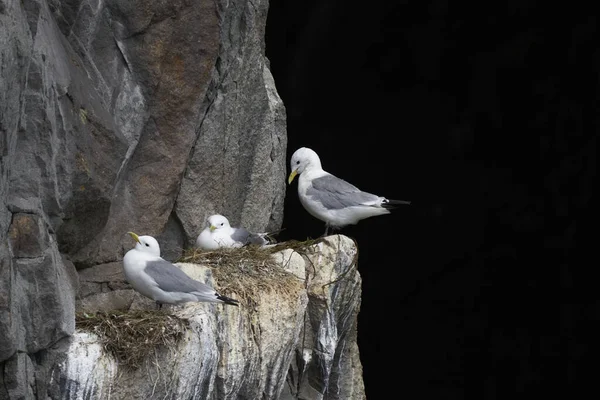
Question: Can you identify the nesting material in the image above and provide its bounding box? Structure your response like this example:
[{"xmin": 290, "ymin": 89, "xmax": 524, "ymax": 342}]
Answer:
[
  {"xmin": 75, "ymin": 310, "xmax": 188, "ymax": 369},
  {"xmin": 179, "ymin": 239, "xmax": 323, "ymax": 306}
]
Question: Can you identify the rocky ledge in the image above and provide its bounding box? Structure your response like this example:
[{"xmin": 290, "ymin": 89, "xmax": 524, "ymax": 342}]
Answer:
[{"xmin": 42, "ymin": 235, "xmax": 365, "ymax": 400}]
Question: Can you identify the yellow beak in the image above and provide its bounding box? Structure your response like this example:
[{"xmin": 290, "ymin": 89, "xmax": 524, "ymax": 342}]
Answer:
[
  {"xmin": 209, "ymin": 225, "xmax": 216, "ymax": 232},
  {"xmin": 288, "ymin": 170, "xmax": 298, "ymax": 184},
  {"xmin": 127, "ymin": 231, "xmax": 141, "ymax": 243}
]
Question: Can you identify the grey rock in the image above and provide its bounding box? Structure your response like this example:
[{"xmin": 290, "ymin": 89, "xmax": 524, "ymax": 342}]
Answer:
[
  {"xmin": 0, "ymin": 243, "xmax": 15, "ymax": 361},
  {"xmin": 154, "ymin": 212, "xmax": 187, "ymax": 262},
  {"xmin": 1, "ymin": 352, "xmax": 36, "ymax": 400},
  {"xmin": 73, "ymin": 260, "xmax": 126, "ymax": 300},
  {"xmin": 77, "ymin": 290, "xmax": 137, "ymax": 313},
  {"xmin": 76, "ymin": 281, "xmax": 103, "ymax": 299},
  {"xmin": 8, "ymin": 213, "xmax": 50, "ymax": 258},
  {"xmin": 285, "ymin": 235, "xmax": 365, "ymax": 400},
  {"xmin": 1, "ymin": 209, "xmax": 79, "ymax": 364},
  {"xmin": 77, "ymin": 261, "xmax": 125, "ymax": 285},
  {"xmin": 3, "ymin": 242, "xmax": 78, "ymax": 359},
  {"xmin": 4, "ymin": 0, "xmax": 286, "ymax": 270}
]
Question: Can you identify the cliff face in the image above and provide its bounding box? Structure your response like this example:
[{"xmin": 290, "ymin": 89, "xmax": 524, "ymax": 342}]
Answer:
[
  {"xmin": 1, "ymin": 0, "xmax": 366, "ymax": 398},
  {"xmin": 0, "ymin": 0, "xmax": 287, "ymax": 268}
]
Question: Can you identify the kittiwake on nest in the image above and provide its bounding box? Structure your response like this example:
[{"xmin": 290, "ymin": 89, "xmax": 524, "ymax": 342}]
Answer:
[{"xmin": 195, "ymin": 214, "xmax": 273, "ymax": 250}]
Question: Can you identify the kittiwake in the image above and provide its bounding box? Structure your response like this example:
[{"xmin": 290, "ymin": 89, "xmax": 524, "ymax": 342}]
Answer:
[
  {"xmin": 195, "ymin": 214, "xmax": 271, "ymax": 250},
  {"xmin": 288, "ymin": 147, "xmax": 411, "ymax": 235},
  {"xmin": 123, "ymin": 232, "xmax": 239, "ymax": 306}
]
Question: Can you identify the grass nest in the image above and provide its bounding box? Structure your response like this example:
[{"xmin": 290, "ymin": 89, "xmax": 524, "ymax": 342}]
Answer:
[
  {"xmin": 177, "ymin": 239, "xmax": 324, "ymax": 308},
  {"xmin": 75, "ymin": 310, "xmax": 188, "ymax": 369}
]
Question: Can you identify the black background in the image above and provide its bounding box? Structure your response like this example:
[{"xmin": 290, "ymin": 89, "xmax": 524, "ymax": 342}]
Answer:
[{"xmin": 266, "ymin": 1, "xmax": 597, "ymax": 398}]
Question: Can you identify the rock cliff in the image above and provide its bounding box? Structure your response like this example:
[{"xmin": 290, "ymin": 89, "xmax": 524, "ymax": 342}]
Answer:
[{"xmin": 0, "ymin": 0, "xmax": 366, "ymax": 398}]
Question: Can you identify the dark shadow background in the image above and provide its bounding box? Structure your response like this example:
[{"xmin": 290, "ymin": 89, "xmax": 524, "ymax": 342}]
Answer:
[{"xmin": 266, "ymin": 1, "xmax": 597, "ymax": 398}]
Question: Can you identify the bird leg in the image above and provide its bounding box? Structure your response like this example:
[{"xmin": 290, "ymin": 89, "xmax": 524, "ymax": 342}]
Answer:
[
  {"xmin": 155, "ymin": 301, "xmax": 163, "ymax": 310},
  {"xmin": 322, "ymin": 224, "xmax": 330, "ymax": 237}
]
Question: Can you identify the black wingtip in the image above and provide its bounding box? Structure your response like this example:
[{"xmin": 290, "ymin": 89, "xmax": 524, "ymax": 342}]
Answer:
[
  {"xmin": 382, "ymin": 199, "xmax": 412, "ymax": 209},
  {"xmin": 217, "ymin": 294, "xmax": 240, "ymax": 306},
  {"xmin": 255, "ymin": 230, "xmax": 283, "ymax": 245}
]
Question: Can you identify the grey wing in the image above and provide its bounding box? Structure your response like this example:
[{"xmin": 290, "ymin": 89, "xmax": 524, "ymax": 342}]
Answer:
[
  {"xmin": 308, "ymin": 174, "xmax": 380, "ymax": 210},
  {"xmin": 247, "ymin": 233, "xmax": 268, "ymax": 245},
  {"xmin": 231, "ymin": 228, "xmax": 268, "ymax": 246},
  {"xmin": 144, "ymin": 259, "xmax": 215, "ymax": 295},
  {"xmin": 230, "ymin": 227, "xmax": 252, "ymax": 244}
]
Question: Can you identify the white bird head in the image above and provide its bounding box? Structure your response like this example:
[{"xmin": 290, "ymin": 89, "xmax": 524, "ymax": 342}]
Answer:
[
  {"xmin": 288, "ymin": 147, "xmax": 322, "ymax": 184},
  {"xmin": 207, "ymin": 214, "xmax": 231, "ymax": 232},
  {"xmin": 127, "ymin": 232, "xmax": 161, "ymax": 256}
]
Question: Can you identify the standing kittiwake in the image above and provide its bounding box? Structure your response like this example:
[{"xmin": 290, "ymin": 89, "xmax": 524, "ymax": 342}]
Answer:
[
  {"xmin": 123, "ymin": 232, "xmax": 239, "ymax": 306},
  {"xmin": 288, "ymin": 147, "xmax": 411, "ymax": 235},
  {"xmin": 195, "ymin": 214, "xmax": 271, "ymax": 250}
]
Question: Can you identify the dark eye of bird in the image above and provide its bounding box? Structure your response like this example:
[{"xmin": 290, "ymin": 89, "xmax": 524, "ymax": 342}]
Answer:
[
  {"xmin": 296, "ymin": 160, "xmax": 300, "ymax": 164},
  {"xmin": 145, "ymin": 243, "xmax": 149, "ymax": 247}
]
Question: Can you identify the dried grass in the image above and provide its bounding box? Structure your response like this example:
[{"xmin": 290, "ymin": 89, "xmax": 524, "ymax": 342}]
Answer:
[
  {"xmin": 178, "ymin": 239, "xmax": 323, "ymax": 308},
  {"xmin": 75, "ymin": 310, "xmax": 187, "ymax": 369}
]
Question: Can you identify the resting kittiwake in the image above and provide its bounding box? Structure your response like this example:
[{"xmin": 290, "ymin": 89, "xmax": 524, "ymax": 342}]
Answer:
[
  {"xmin": 288, "ymin": 147, "xmax": 411, "ymax": 235},
  {"xmin": 123, "ymin": 232, "xmax": 239, "ymax": 306},
  {"xmin": 195, "ymin": 214, "xmax": 271, "ymax": 250}
]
